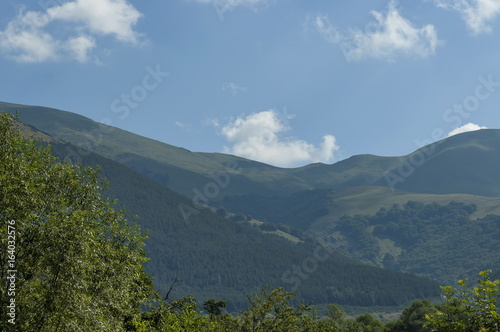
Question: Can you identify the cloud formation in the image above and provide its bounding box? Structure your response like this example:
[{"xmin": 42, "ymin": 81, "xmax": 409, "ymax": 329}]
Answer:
[
  {"xmin": 195, "ymin": 0, "xmax": 269, "ymax": 8},
  {"xmin": 194, "ymin": 0, "xmax": 270, "ymax": 19},
  {"xmin": 313, "ymin": 15, "xmax": 342, "ymax": 44},
  {"xmin": 220, "ymin": 110, "xmax": 339, "ymax": 167},
  {"xmin": 314, "ymin": 1, "xmax": 439, "ymax": 61},
  {"xmin": 447, "ymin": 122, "xmax": 488, "ymax": 137},
  {"xmin": 433, "ymin": 0, "xmax": 500, "ymax": 34},
  {"xmin": 223, "ymin": 82, "xmax": 248, "ymax": 96},
  {"xmin": 176, "ymin": 121, "xmax": 195, "ymax": 133},
  {"xmin": 0, "ymin": 0, "xmax": 142, "ymax": 63}
]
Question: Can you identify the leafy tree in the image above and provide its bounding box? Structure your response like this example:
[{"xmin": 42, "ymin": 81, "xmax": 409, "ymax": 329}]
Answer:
[
  {"xmin": 317, "ymin": 304, "xmax": 385, "ymax": 332},
  {"xmin": 320, "ymin": 304, "xmax": 348, "ymax": 330},
  {"xmin": 0, "ymin": 114, "xmax": 153, "ymax": 331},
  {"xmin": 385, "ymin": 299, "xmax": 436, "ymax": 332},
  {"xmin": 425, "ymin": 270, "xmax": 500, "ymax": 332},
  {"xmin": 239, "ymin": 286, "xmax": 313, "ymax": 332},
  {"xmin": 355, "ymin": 313, "xmax": 384, "ymax": 332},
  {"xmin": 204, "ymin": 298, "xmax": 228, "ymax": 318}
]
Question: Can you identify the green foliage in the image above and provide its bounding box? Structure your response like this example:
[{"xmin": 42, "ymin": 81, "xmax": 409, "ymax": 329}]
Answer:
[
  {"xmin": 385, "ymin": 300, "xmax": 437, "ymax": 332},
  {"xmin": 45, "ymin": 142, "xmax": 439, "ymax": 310},
  {"xmin": 239, "ymin": 286, "xmax": 313, "ymax": 332},
  {"xmin": 0, "ymin": 114, "xmax": 153, "ymax": 331},
  {"xmin": 425, "ymin": 270, "xmax": 500, "ymax": 332},
  {"xmin": 355, "ymin": 313, "xmax": 385, "ymax": 332},
  {"xmin": 204, "ymin": 298, "xmax": 227, "ymax": 318},
  {"xmin": 129, "ymin": 285, "xmax": 387, "ymax": 332},
  {"xmin": 223, "ymin": 190, "xmax": 330, "ymax": 229},
  {"xmin": 334, "ymin": 201, "xmax": 500, "ymax": 284}
]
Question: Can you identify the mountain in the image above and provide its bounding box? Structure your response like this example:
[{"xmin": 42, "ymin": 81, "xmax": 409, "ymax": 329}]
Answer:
[
  {"xmin": 50, "ymin": 139, "xmax": 441, "ymax": 310},
  {"xmin": 222, "ymin": 186, "xmax": 500, "ymax": 232},
  {"xmin": 0, "ymin": 102, "xmax": 312, "ymax": 198},
  {"xmin": 327, "ymin": 201, "xmax": 500, "ymax": 285},
  {"xmin": 2, "ymin": 102, "xmax": 500, "ymax": 201},
  {"xmin": 2, "ymin": 112, "xmax": 440, "ymax": 311},
  {"xmin": 376, "ymin": 129, "xmax": 500, "ymax": 196},
  {"xmin": 2, "ymin": 101, "xmax": 500, "ymax": 291}
]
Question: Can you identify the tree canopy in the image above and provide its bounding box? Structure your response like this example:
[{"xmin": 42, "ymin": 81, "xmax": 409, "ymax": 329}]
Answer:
[{"xmin": 0, "ymin": 114, "xmax": 153, "ymax": 331}]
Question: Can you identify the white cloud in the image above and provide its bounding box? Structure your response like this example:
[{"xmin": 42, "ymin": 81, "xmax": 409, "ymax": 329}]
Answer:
[
  {"xmin": 314, "ymin": 1, "xmax": 440, "ymax": 61},
  {"xmin": 447, "ymin": 122, "xmax": 488, "ymax": 136},
  {"xmin": 0, "ymin": 0, "xmax": 142, "ymax": 63},
  {"xmin": 432, "ymin": 0, "xmax": 500, "ymax": 34},
  {"xmin": 0, "ymin": 20, "xmax": 59, "ymax": 63},
  {"xmin": 176, "ymin": 121, "xmax": 195, "ymax": 133},
  {"xmin": 220, "ymin": 110, "xmax": 339, "ymax": 167},
  {"xmin": 195, "ymin": 0, "xmax": 269, "ymax": 8},
  {"xmin": 223, "ymin": 82, "xmax": 248, "ymax": 96},
  {"xmin": 47, "ymin": 0, "xmax": 143, "ymax": 43},
  {"xmin": 65, "ymin": 35, "xmax": 96, "ymax": 63},
  {"xmin": 194, "ymin": 0, "xmax": 271, "ymax": 18},
  {"xmin": 313, "ymin": 15, "xmax": 342, "ymax": 44}
]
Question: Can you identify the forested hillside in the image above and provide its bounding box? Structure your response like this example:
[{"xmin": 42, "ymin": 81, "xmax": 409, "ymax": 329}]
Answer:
[
  {"xmin": 328, "ymin": 201, "xmax": 500, "ymax": 284},
  {"xmin": 46, "ymin": 140, "xmax": 439, "ymax": 310},
  {"xmin": 2, "ymin": 111, "xmax": 499, "ymax": 332}
]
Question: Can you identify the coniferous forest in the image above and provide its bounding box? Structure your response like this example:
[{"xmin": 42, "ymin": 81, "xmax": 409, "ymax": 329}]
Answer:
[{"xmin": 2, "ymin": 113, "xmax": 500, "ymax": 331}]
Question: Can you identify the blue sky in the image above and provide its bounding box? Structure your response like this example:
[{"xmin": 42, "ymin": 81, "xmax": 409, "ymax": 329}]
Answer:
[{"xmin": 1, "ymin": 0, "xmax": 500, "ymax": 167}]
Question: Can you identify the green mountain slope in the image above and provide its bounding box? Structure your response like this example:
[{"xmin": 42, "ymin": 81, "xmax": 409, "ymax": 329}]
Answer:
[
  {"xmin": 41, "ymin": 139, "xmax": 440, "ymax": 310},
  {"xmin": 222, "ymin": 186, "xmax": 500, "ymax": 232},
  {"xmin": 289, "ymin": 154, "xmax": 400, "ymax": 190},
  {"xmin": 326, "ymin": 201, "xmax": 500, "ymax": 285},
  {"xmin": 378, "ymin": 129, "xmax": 500, "ymax": 196},
  {"xmin": 3, "ymin": 101, "xmax": 500, "ymax": 297},
  {"xmin": 3, "ymin": 102, "xmax": 499, "ymax": 201},
  {"xmin": 0, "ymin": 102, "xmax": 312, "ymax": 198}
]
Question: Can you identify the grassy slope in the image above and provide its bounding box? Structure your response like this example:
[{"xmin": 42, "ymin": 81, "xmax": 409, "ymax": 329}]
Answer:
[
  {"xmin": 6, "ymin": 101, "xmax": 500, "ymax": 302},
  {"xmin": 3, "ymin": 102, "xmax": 500, "ymax": 200},
  {"xmin": 311, "ymin": 186, "xmax": 500, "ymax": 231},
  {"xmin": 0, "ymin": 102, "xmax": 313, "ymax": 197},
  {"xmin": 289, "ymin": 154, "xmax": 401, "ymax": 189},
  {"xmin": 3, "ymin": 102, "xmax": 500, "ymax": 232},
  {"xmin": 376, "ymin": 129, "xmax": 500, "ymax": 197},
  {"xmin": 45, "ymin": 141, "xmax": 440, "ymax": 310}
]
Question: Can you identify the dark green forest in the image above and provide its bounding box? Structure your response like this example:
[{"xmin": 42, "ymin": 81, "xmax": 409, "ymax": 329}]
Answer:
[
  {"xmin": 331, "ymin": 201, "xmax": 500, "ymax": 284},
  {"xmin": 2, "ymin": 113, "xmax": 500, "ymax": 331},
  {"xmin": 46, "ymin": 140, "xmax": 439, "ymax": 310},
  {"xmin": 223, "ymin": 189, "xmax": 331, "ymax": 229}
]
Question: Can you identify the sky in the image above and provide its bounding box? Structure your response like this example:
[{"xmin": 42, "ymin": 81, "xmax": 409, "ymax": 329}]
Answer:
[{"xmin": 1, "ymin": 0, "xmax": 500, "ymax": 167}]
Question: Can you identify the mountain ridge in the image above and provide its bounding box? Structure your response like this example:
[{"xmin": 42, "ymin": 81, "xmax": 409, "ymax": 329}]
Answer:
[
  {"xmin": 3, "ymin": 101, "xmax": 500, "ymax": 301},
  {"xmin": 3, "ymin": 101, "xmax": 499, "ymax": 200},
  {"xmin": 4, "ymin": 115, "xmax": 441, "ymax": 310}
]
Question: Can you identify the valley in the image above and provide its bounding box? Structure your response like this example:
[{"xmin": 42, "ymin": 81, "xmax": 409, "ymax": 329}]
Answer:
[{"xmin": 2, "ymin": 101, "xmax": 500, "ymax": 312}]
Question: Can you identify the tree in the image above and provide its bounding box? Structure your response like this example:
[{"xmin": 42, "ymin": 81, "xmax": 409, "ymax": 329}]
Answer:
[
  {"xmin": 425, "ymin": 270, "xmax": 500, "ymax": 332},
  {"xmin": 385, "ymin": 300, "xmax": 436, "ymax": 332},
  {"xmin": 239, "ymin": 286, "xmax": 313, "ymax": 332},
  {"xmin": 355, "ymin": 313, "xmax": 384, "ymax": 332},
  {"xmin": 204, "ymin": 299, "xmax": 227, "ymax": 318},
  {"xmin": 0, "ymin": 114, "xmax": 153, "ymax": 331}
]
